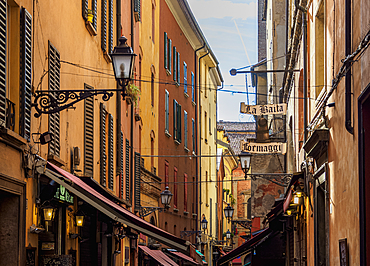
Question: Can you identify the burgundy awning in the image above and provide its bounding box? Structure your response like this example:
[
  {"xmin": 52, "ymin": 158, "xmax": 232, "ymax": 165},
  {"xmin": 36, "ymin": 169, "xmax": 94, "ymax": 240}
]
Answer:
[
  {"xmin": 216, "ymin": 228, "xmax": 272, "ymax": 266},
  {"xmin": 169, "ymin": 250, "xmax": 200, "ymax": 265},
  {"xmin": 139, "ymin": 246, "xmax": 179, "ymax": 266},
  {"xmin": 37, "ymin": 161, "xmax": 189, "ymax": 253}
]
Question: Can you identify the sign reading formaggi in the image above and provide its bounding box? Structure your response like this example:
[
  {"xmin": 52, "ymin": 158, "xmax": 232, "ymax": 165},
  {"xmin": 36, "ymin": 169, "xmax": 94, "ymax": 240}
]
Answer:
[
  {"xmin": 240, "ymin": 102, "xmax": 287, "ymax": 115},
  {"xmin": 240, "ymin": 140, "xmax": 287, "ymax": 154}
]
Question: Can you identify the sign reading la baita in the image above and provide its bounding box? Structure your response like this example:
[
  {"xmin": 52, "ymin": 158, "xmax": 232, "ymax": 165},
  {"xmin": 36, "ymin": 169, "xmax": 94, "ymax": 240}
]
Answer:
[
  {"xmin": 240, "ymin": 140, "xmax": 287, "ymax": 154},
  {"xmin": 240, "ymin": 102, "xmax": 287, "ymax": 115}
]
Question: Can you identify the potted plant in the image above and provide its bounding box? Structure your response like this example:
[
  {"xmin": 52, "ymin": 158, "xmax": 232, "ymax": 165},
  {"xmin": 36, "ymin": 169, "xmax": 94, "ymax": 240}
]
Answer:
[
  {"xmin": 126, "ymin": 83, "xmax": 140, "ymax": 107},
  {"xmin": 87, "ymin": 9, "xmax": 94, "ymax": 23}
]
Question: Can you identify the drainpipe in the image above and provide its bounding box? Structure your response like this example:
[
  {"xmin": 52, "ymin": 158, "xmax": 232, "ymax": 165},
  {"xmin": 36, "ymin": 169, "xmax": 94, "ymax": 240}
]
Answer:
[
  {"xmin": 345, "ymin": 0, "xmax": 353, "ymax": 134},
  {"xmin": 130, "ymin": 0, "xmax": 134, "ymax": 208},
  {"xmin": 194, "ymin": 43, "xmax": 205, "ymax": 237},
  {"xmin": 199, "ymin": 49, "xmax": 209, "ymax": 239},
  {"xmin": 302, "ymin": 10, "xmax": 308, "ymax": 143},
  {"xmin": 116, "ymin": 0, "xmax": 122, "ymax": 178}
]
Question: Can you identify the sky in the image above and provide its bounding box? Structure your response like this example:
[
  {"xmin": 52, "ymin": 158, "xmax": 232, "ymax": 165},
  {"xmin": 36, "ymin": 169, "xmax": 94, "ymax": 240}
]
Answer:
[{"xmin": 187, "ymin": 0, "xmax": 258, "ymax": 122}]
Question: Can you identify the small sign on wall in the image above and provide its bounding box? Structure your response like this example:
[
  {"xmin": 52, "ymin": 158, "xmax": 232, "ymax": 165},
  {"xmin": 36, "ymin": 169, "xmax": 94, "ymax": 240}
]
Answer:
[
  {"xmin": 240, "ymin": 102, "xmax": 287, "ymax": 115},
  {"xmin": 339, "ymin": 238, "xmax": 348, "ymax": 266}
]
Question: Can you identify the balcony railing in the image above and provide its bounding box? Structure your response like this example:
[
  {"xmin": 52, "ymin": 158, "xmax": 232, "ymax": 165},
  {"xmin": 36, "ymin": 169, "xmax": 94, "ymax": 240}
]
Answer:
[{"xmin": 6, "ymin": 99, "xmax": 15, "ymax": 131}]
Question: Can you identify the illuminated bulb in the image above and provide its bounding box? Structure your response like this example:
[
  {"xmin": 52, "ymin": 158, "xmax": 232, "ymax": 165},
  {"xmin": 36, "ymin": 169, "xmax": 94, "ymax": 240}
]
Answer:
[
  {"xmin": 76, "ymin": 216, "xmax": 84, "ymax": 227},
  {"xmin": 293, "ymin": 195, "xmax": 300, "ymax": 205},
  {"xmin": 287, "ymin": 210, "xmax": 292, "ymax": 216},
  {"xmin": 296, "ymin": 191, "xmax": 302, "ymax": 197}
]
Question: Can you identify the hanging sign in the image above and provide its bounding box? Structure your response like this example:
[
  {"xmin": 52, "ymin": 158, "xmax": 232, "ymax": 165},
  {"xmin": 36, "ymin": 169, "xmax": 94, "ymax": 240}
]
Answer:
[
  {"xmin": 240, "ymin": 140, "xmax": 287, "ymax": 154},
  {"xmin": 54, "ymin": 185, "xmax": 74, "ymax": 204},
  {"xmin": 240, "ymin": 102, "xmax": 287, "ymax": 115}
]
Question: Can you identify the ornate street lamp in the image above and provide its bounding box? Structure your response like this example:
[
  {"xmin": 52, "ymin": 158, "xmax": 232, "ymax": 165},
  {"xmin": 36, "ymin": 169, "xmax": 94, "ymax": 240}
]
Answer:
[
  {"xmin": 32, "ymin": 36, "xmax": 136, "ymax": 117},
  {"xmin": 75, "ymin": 215, "xmax": 84, "ymax": 227},
  {"xmin": 224, "ymin": 203, "xmax": 234, "ymax": 222},
  {"xmin": 239, "ymin": 153, "xmax": 252, "ymax": 180},
  {"xmin": 201, "ymin": 217, "xmax": 208, "ymax": 233},
  {"xmin": 160, "ymin": 186, "xmax": 173, "ymax": 207}
]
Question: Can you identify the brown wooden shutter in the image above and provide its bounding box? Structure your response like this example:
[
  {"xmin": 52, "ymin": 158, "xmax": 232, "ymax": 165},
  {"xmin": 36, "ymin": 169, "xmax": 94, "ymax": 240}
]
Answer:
[
  {"xmin": 184, "ymin": 174, "xmax": 188, "ymax": 212},
  {"xmin": 100, "ymin": 103, "xmax": 107, "ymax": 187},
  {"xmin": 120, "ymin": 131, "xmax": 124, "ymax": 198},
  {"xmin": 92, "ymin": 0, "xmax": 97, "ymax": 30},
  {"xmin": 165, "ymin": 161, "xmax": 169, "ymax": 187},
  {"xmin": 108, "ymin": 0, "xmax": 113, "ymax": 53},
  {"xmin": 173, "ymin": 167, "xmax": 177, "ymax": 208},
  {"xmin": 82, "ymin": 0, "xmax": 88, "ymax": 19},
  {"xmin": 48, "ymin": 42, "xmax": 60, "ymax": 156},
  {"xmin": 20, "ymin": 7, "xmax": 32, "ymax": 141},
  {"xmin": 134, "ymin": 152, "xmax": 141, "ymax": 210},
  {"xmin": 0, "ymin": 1, "xmax": 5, "ymax": 127},
  {"xmin": 125, "ymin": 139, "xmax": 130, "ymax": 201},
  {"xmin": 84, "ymin": 84, "xmax": 94, "ymax": 177},
  {"xmin": 108, "ymin": 113, "xmax": 114, "ymax": 190},
  {"xmin": 101, "ymin": 0, "xmax": 107, "ymax": 52}
]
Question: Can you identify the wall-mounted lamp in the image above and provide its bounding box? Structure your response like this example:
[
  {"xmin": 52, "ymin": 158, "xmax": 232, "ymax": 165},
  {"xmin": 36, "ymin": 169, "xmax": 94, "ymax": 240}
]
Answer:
[
  {"xmin": 224, "ymin": 203, "xmax": 234, "ymax": 222},
  {"xmin": 75, "ymin": 215, "xmax": 84, "ymax": 227},
  {"xmin": 32, "ymin": 132, "xmax": 53, "ymax": 145},
  {"xmin": 41, "ymin": 206, "xmax": 56, "ymax": 231},
  {"xmin": 201, "ymin": 217, "xmax": 208, "ymax": 233},
  {"xmin": 239, "ymin": 153, "xmax": 252, "ymax": 180},
  {"xmin": 225, "ymin": 229, "xmax": 231, "ymax": 240}
]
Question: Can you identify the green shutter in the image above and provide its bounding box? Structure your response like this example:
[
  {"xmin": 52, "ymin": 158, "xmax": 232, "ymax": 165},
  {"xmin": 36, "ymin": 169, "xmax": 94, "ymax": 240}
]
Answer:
[
  {"xmin": 125, "ymin": 139, "xmax": 130, "ymax": 201},
  {"xmin": 177, "ymin": 104, "xmax": 181, "ymax": 142},
  {"xmin": 183, "ymin": 62, "xmax": 187, "ymax": 94},
  {"xmin": 164, "ymin": 32, "xmax": 168, "ymax": 70},
  {"xmin": 108, "ymin": 113, "xmax": 114, "ymax": 190},
  {"xmin": 20, "ymin": 7, "xmax": 32, "ymax": 141},
  {"xmin": 100, "ymin": 103, "xmax": 107, "ymax": 187},
  {"xmin": 168, "ymin": 39, "xmax": 172, "ymax": 73},
  {"xmin": 0, "ymin": 1, "xmax": 5, "ymax": 127},
  {"xmin": 84, "ymin": 84, "xmax": 94, "ymax": 177},
  {"xmin": 48, "ymin": 42, "xmax": 60, "ymax": 156},
  {"xmin": 173, "ymin": 100, "xmax": 177, "ymax": 138},
  {"xmin": 101, "ymin": 0, "xmax": 107, "ymax": 52},
  {"xmin": 177, "ymin": 52, "xmax": 180, "ymax": 84},
  {"xmin": 173, "ymin": 47, "xmax": 177, "ymax": 82},
  {"xmin": 165, "ymin": 90, "xmax": 169, "ymax": 132},
  {"xmin": 134, "ymin": 152, "xmax": 141, "ymax": 210},
  {"xmin": 184, "ymin": 111, "xmax": 187, "ymax": 148}
]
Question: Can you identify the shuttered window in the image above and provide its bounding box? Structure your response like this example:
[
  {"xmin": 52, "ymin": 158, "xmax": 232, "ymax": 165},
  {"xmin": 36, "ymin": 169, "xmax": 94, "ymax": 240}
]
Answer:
[
  {"xmin": 82, "ymin": 0, "xmax": 97, "ymax": 30},
  {"xmin": 108, "ymin": 0, "xmax": 113, "ymax": 53},
  {"xmin": 125, "ymin": 139, "xmax": 130, "ymax": 201},
  {"xmin": 48, "ymin": 42, "xmax": 60, "ymax": 156},
  {"xmin": 100, "ymin": 103, "xmax": 107, "ymax": 187},
  {"xmin": 134, "ymin": 0, "xmax": 141, "ymax": 22},
  {"xmin": 165, "ymin": 90, "xmax": 169, "ymax": 134},
  {"xmin": 183, "ymin": 62, "xmax": 187, "ymax": 94},
  {"xmin": 177, "ymin": 52, "xmax": 180, "ymax": 83},
  {"xmin": 184, "ymin": 110, "xmax": 188, "ymax": 148},
  {"xmin": 84, "ymin": 84, "xmax": 94, "ymax": 177},
  {"xmin": 120, "ymin": 131, "xmax": 124, "ymax": 198},
  {"xmin": 173, "ymin": 47, "xmax": 177, "ymax": 82},
  {"xmin": 173, "ymin": 167, "xmax": 177, "ymax": 209},
  {"xmin": 134, "ymin": 152, "xmax": 141, "ymax": 210},
  {"xmin": 191, "ymin": 72, "xmax": 195, "ymax": 102},
  {"xmin": 108, "ymin": 113, "xmax": 114, "ymax": 190},
  {"xmin": 101, "ymin": 0, "xmax": 107, "ymax": 52},
  {"xmin": 173, "ymin": 100, "xmax": 181, "ymax": 143},
  {"xmin": 192, "ymin": 118, "xmax": 195, "ymax": 152},
  {"xmin": 19, "ymin": 7, "xmax": 32, "ymax": 141},
  {"xmin": 0, "ymin": 1, "xmax": 6, "ymax": 127},
  {"xmin": 184, "ymin": 174, "xmax": 188, "ymax": 212},
  {"xmin": 165, "ymin": 161, "xmax": 169, "ymax": 187},
  {"xmin": 164, "ymin": 33, "xmax": 172, "ymax": 74}
]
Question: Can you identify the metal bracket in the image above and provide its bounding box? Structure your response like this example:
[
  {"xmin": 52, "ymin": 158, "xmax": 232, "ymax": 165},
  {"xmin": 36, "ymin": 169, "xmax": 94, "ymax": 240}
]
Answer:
[
  {"xmin": 180, "ymin": 230, "xmax": 202, "ymax": 238},
  {"xmin": 138, "ymin": 206, "xmax": 164, "ymax": 218},
  {"xmin": 231, "ymin": 220, "xmax": 252, "ymax": 230}
]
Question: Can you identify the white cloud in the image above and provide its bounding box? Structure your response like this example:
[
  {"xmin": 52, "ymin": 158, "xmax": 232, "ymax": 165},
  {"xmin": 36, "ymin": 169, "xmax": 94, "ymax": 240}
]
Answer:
[{"xmin": 188, "ymin": 0, "xmax": 257, "ymax": 20}]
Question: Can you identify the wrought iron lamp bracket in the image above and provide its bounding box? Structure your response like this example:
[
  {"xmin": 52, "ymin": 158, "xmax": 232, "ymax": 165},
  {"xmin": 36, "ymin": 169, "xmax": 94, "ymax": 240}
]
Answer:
[
  {"xmin": 138, "ymin": 206, "xmax": 165, "ymax": 218},
  {"xmin": 32, "ymin": 79, "xmax": 130, "ymax": 118},
  {"xmin": 231, "ymin": 220, "xmax": 252, "ymax": 230}
]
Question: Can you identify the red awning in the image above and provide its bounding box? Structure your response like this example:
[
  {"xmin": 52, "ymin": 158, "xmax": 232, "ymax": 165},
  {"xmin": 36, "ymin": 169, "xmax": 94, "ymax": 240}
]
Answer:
[
  {"xmin": 169, "ymin": 251, "xmax": 200, "ymax": 265},
  {"xmin": 216, "ymin": 228, "xmax": 272, "ymax": 266},
  {"xmin": 37, "ymin": 162, "xmax": 189, "ymax": 253},
  {"xmin": 232, "ymin": 257, "xmax": 242, "ymax": 265},
  {"xmin": 139, "ymin": 246, "xmax": 179, "ymax": 266}
]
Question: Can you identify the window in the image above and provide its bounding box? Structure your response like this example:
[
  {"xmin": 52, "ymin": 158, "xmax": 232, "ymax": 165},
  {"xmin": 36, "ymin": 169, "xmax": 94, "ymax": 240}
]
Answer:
[
  {"xmin": 82, "ymin": 0, "xmax": 97, "ymax": 31},
  {"xmin": 101, "ymin": 0, "xmax": 114, "ymax": 55},
  {"xmin": 174, "ymin": 167, "xmax": 178, "ymax": 209},
  {"xmin": 184, "ymin": 110, "xmax": 188, "ymax": 149},
  {"xmin": 191, "ymin": 72, "xmax": 195, "ymax": 103},
  {"xmin": 173, "ymin": 48, "xmax": 180, "ymax": 85},
  {"xmin": 48, "ymin": 42, "xmax": 61, "ymax": 156},
  {"xmin": 184, "ymin": 62, "xmax": 187, "ymax": 94},
  {"xmin": 184, "ymin": 174, "xmax": 188, "ymax": 212},
  {"xmin": 165, "ymin": 161, "xmax": 169, "ymax": 187},
  {"xmin": 192, "ymin": 118, "xmax": 195, "ymax": 151},
  {"xmin": 107, "ymin": 113, "xmax": 114, "ymax": 190},
  {"xmin": 134, "ymin": 152, "xmax": 141, "ymax": 210},
  {"xmin": 84, "ymin": 84, "xmax": 94, "ymax": 177},
  {"xmin": 165, "ymin": 90, "xmax": 170, "ymax": 135},
  {"xmin": 173, "ymin": 100, "xmax": 181, "ymax": 143},
  {"xmin": 164, "ymin": 32, "xmax": 172, "ymax": 74},
  {"xmin": 134, "ymin": 0, "xmax": 140, "ymax": 22},
  {"xmin": 100, "ymin": 103, "xmax": 107, "ymax": 187}
]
